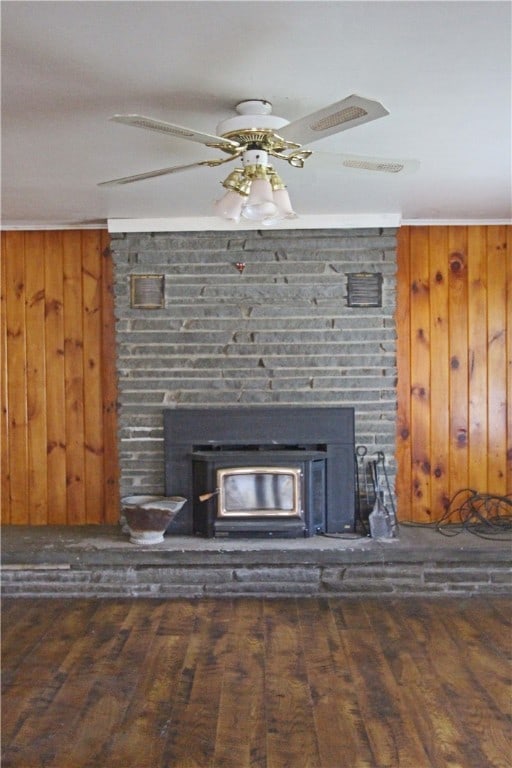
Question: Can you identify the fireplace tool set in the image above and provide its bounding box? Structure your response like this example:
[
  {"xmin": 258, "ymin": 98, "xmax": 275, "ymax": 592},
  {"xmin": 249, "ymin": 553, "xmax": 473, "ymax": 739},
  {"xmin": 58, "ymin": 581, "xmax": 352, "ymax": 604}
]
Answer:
[{"xmin": 354, "ymin": 446, "xmax": 398, "ymax": 539}]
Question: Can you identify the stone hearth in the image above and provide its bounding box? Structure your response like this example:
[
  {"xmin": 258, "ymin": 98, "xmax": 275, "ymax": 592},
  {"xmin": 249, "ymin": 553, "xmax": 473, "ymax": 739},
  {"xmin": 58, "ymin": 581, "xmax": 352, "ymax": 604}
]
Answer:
[{"xmin": 2, "ymin": 525, "xmax": 510, "ymax": 598}]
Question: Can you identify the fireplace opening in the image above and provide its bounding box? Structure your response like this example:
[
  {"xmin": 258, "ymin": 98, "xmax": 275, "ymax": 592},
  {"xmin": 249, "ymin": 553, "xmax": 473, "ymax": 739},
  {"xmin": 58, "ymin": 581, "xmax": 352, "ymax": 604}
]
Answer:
[{"xmin": 163, "ymin": 406, "xmax": 356, "ymax": 538}]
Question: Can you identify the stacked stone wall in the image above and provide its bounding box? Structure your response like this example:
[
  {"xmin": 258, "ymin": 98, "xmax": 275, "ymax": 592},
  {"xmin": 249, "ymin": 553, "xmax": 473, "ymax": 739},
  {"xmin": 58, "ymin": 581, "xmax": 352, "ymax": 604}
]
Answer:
[{"xmin": 110, "ymin": 228, "xmax": 397, "ymax": 499}]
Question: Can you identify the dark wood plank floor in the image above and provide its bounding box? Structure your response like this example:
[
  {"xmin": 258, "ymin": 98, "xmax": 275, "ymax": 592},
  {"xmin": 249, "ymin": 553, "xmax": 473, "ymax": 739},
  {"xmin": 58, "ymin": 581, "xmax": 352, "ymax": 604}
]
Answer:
[{"xmin": 2, "ymin": 597, "xmax": 511, "ymax": 768}]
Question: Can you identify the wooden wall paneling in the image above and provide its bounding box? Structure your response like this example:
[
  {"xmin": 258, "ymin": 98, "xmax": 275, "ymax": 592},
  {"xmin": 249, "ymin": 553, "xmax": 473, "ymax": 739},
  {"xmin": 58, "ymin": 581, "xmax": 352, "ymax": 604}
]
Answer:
[
  {"xmin": 486, "ymin": 226, "xmax": 508, "ymax": 494},
  {"xmin": 395, "ymin": 227, "xmax": 412, "ymax": 520},
  {"xmin": 466, "ymin": 227, "xmax": 489, "ymax": 495},
  {"xmin": 25, "ymin": 232, "xmax": 48, "ymax": 524},
  {"xmin": 397, "ymin": 224, "xmax": 510, "ymax": 520},
  {"xmin": 44, "ymin": 232, "xmax": 68, "ymax": 524},
  {"xmin": 4, "ymin": 232, "xmax": 29, "ymax": 523},
  {"xmin": 2, "ymin": 234, "xmax": 11, "ymax": 521},
  {"xmin": 100, "ymin": 232, "xmax": 120, "ymax": 523},
  {"xmin": 2, "ymin": 230, "xmax": 118, "ymax": 526},
  {"xmin": 447, "ymin": 227, "xmax": 469, "ymax": 499},
  {"xmin": 0, "ymin": 235, "xmax": 10, "ymax": 520},
  {"xmin": 82, "ymin": 231, "xmax": 105, "ymax": 523},
  {"xmin": 409, "ymin": 227, "xmax": 432, "ymax": 521},
  {"xmin": 63, "ymin": 231, "xmax": 86, "ymax": 524},
  {"xmin": 4, "ymin": 225, "xmax": 509, "ymax": 525},
  {"xmin": 428, "ymin": 227, "xmax": 451, "ymax": 515}
]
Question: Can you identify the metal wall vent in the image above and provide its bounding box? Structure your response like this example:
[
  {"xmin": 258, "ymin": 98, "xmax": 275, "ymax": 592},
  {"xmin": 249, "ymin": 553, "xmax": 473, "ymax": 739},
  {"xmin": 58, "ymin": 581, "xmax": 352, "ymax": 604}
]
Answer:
[
  {"xmin": 130, "ymin": 274, "xmax": 165, "ymax": 309},
  {"xmin": 346, "ymin": 272, "xmax": 383, "ymax": 307}
]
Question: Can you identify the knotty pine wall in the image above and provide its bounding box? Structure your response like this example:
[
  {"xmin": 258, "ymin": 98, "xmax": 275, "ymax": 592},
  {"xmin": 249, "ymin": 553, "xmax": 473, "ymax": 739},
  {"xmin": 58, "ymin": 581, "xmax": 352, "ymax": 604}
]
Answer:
[
  {"xmin": 2, "ymin": 225, "xmax": 510, "ymax": 525},
  {"xmin": 1, "ymin": 230, "xmax": 119, "ymax": 524},
  {"xmin": 396, "ymin": 225, "xmax": 511, "ymax": 522}
]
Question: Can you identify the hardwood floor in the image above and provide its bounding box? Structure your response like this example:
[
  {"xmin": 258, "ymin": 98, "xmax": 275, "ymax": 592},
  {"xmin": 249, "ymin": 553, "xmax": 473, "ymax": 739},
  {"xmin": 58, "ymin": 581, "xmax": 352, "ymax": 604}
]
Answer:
[{"xmin": 1, "ymin": 597, "xmax": 510, "ymax": 768}]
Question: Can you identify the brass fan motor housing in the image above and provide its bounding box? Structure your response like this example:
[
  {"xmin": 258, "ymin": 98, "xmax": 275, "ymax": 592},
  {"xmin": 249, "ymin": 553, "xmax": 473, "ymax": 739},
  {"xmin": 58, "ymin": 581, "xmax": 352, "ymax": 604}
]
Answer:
[{"xmin": 219, "ymin": 129, "xmax": 301, "ymax": 155}]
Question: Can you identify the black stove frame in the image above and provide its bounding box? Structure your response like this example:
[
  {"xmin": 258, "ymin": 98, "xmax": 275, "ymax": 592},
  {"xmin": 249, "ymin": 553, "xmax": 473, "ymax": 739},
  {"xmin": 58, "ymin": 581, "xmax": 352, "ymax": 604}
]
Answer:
[{"xmin": 163, "ymin": 406, "xmax": 355, "ymax": 536}]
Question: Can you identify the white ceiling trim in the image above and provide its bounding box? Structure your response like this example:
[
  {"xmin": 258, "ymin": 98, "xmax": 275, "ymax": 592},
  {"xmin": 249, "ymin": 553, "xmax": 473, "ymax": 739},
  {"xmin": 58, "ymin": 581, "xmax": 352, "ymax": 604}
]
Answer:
[
  {"xmin": 0, "ymin": 222, "xmax": 109, "ymax": 231},
  {"xmin": 401, "ymin": 219, "xmax": 512, "ymax": 227},
  {"xmin": 1, "ymin": 216, "xmax": 509, "ymax": 232}
]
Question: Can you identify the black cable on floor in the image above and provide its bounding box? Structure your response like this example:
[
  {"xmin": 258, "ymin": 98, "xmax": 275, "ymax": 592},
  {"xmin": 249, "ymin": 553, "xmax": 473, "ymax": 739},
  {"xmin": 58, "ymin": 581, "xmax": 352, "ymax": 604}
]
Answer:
[{"xmin": 401, "ymin": 488, "xmax": 512, "ymax": 541}]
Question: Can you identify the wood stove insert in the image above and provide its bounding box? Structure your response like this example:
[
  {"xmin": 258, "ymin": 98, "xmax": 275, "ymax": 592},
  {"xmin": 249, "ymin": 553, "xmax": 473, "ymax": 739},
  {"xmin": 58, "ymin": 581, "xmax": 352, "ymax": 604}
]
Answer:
[
  {"xmin": 163, "ymin": 406, "xmax": 355, "ymax": 537},
  {"xmin": 193, "ymin": 449, "xmax": 326, "ymax": 537}
]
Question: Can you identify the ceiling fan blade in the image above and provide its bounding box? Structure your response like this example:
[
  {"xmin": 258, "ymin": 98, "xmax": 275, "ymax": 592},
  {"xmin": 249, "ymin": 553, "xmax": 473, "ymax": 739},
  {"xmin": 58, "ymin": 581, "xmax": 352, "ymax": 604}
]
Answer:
[
  {"xmin": 109, "ymin": 114, "xmax": 240, "ymax": 150},
  {"xmin": 279, "ymin": 95, "xmax": 389, "ymax": 146},
  {"xmin": 311, "ymin": 151, "xmax": 420, "ymax": 174},
  {"xmin": 98, "ymin": 160, "xmax": 209, "ymax": 186}
]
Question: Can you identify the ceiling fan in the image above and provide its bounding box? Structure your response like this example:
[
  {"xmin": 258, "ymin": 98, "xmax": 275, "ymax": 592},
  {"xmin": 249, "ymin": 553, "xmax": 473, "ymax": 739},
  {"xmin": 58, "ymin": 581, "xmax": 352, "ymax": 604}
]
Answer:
[{"xmin": 99, "ymin": 95, "xmax": 419, "ymax": 224}]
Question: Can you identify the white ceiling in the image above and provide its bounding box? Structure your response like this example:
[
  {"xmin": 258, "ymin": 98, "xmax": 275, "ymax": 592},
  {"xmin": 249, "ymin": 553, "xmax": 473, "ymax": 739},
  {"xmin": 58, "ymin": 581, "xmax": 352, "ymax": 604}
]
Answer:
[{"xmin": 2, "ymin": 0, "xmax": 511, "ymax": 231}]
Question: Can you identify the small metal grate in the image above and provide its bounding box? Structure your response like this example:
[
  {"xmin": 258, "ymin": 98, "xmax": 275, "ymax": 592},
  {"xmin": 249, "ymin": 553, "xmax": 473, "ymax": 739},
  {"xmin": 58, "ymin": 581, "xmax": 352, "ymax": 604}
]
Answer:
[
  {"xmin": 311, "ymin": 106, "xmax": 367, "ymax": 131},
  {"xmin": 130, "ymin": 274, "xmax": 165, "ymax": 309},
  {"xmin": 131, "ymin": 119, "xmax": 194, "ymax": 137},
  {"xmin": 347, "ymin": 272, "xmax": 383, "ymax": 307},
  {"xmin": 342, "ymin": 158, "xmax": 404, "ymax": 173}
]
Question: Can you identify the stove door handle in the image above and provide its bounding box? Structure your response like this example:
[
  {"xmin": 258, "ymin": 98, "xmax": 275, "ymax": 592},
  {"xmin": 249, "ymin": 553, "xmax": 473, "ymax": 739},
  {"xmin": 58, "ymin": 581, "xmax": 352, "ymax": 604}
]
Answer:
[{"xmin": 199, "ymin": 489, "xmax": 219, "ymax": 503}]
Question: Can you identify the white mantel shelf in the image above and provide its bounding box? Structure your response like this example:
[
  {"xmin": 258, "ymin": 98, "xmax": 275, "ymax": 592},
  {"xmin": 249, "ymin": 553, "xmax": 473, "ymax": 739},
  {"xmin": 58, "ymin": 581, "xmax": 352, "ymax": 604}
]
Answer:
[{"xmin": 107, "ymin": 214, "xmax": 402, "ymax": 233}]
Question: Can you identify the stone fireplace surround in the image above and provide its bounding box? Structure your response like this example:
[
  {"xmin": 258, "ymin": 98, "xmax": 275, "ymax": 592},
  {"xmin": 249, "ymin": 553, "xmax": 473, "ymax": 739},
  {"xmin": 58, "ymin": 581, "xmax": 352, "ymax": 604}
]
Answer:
[{"xmin": 110, "ymin": 227, "xmax": 398, "ymax": 519}]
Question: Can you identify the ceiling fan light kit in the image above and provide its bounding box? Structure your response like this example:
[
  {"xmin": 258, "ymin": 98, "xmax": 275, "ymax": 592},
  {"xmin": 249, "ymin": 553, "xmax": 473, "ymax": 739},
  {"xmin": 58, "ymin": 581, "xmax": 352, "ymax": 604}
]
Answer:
[
  {"xmin": 100, "ymin": 95, "xmax": 419, "ymax": 225},
  {"xmin": 214, "ymin": 148, "xmax": 297, "ymax": 225}
]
